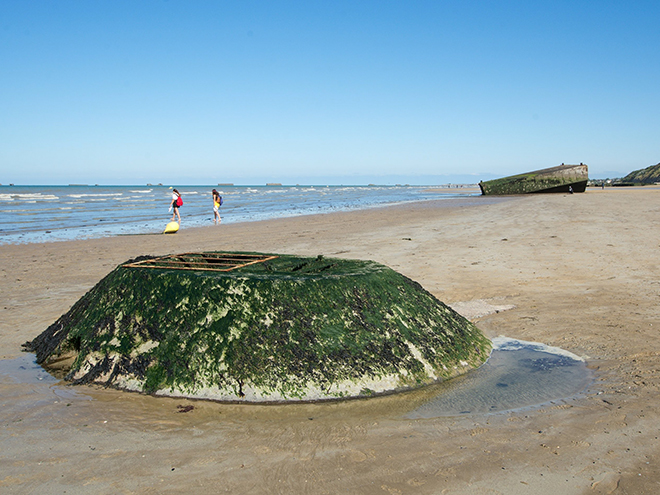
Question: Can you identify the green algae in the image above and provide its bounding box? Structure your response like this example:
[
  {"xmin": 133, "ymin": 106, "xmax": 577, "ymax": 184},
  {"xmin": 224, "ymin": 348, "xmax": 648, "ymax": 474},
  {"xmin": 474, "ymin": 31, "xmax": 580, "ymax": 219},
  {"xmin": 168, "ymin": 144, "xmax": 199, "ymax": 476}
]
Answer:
[
  {"xmin": 24, "ymin": 253, "xmax": 491, "ymax": 402},
  {"xmin": 480, "ymin": 164, "xmax": 588, "ymax": 195}
]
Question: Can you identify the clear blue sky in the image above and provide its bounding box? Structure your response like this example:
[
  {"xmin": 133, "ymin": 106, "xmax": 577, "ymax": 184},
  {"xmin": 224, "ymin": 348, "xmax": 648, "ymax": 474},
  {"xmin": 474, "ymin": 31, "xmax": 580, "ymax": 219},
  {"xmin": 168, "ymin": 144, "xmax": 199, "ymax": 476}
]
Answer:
[{"xmin": 1, "ymin": 1, "xmax": 659, "ymax": 185}]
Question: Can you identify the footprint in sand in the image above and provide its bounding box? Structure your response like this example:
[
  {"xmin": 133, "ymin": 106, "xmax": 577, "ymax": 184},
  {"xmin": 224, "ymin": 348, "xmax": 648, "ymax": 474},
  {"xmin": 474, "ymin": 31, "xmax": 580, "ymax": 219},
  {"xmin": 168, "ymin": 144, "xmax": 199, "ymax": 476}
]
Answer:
[
  {"xmin": 470, "ymin": 427, "xmax": 488, "ymax": 436},
  {"xmin": 591, "ymin": 472, "xmax": 620, "ymax": 493}
]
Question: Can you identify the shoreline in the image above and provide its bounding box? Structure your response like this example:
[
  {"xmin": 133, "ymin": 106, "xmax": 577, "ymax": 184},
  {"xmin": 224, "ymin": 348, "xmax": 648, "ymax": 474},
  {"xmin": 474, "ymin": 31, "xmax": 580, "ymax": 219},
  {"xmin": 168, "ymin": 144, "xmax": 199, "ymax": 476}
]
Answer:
[
  {"xmin": 0, "ymin": 185, "xmax": 483, "ymax": 247},
  {"xmin": 0, "ymin": 192, "xmax": 490, "ymax": 249},
  {"xmin": 2, "ymin": 186, "xmax": 660, "ymax": 493}
]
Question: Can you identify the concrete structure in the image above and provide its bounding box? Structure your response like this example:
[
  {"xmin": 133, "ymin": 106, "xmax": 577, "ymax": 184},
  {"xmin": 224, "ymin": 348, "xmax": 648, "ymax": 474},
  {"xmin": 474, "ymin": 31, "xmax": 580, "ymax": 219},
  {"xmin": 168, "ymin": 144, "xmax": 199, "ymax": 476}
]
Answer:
[
  {"xmin": 24, "ymin": 253, "xmax": 491, "ymax": 402},
  {"xmin": 480, "ymin": 164, "xmax": 588, "ymax": 195}
]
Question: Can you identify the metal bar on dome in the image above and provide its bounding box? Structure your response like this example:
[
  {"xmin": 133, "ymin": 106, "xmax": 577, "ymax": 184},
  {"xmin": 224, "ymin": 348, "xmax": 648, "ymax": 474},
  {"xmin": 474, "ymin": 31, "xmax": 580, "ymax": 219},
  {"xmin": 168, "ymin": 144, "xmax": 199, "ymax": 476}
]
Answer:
[{"xmin": 123, "ymin": 253, "xmax": 278, "ymax": 272}]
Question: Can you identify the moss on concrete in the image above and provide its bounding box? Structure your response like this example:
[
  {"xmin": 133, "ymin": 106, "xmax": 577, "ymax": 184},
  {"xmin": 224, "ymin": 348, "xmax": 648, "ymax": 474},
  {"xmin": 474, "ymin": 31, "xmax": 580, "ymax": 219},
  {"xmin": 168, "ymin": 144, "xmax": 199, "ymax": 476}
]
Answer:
[
  {"xmin": 24, "ymin": 253, "xmax": 491, "ymax": 402},
  {"xmin": 480, "ymin": 164, "xmax": 588, "ymax": 195}
]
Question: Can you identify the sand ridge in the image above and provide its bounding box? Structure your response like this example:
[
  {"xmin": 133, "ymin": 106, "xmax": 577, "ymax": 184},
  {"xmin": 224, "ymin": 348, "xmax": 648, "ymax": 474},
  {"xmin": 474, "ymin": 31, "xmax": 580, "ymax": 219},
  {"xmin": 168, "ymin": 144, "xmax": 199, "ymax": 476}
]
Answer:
[{"xmin": 1, "ymin": 187, "xmax": 660, "ymax": 493}]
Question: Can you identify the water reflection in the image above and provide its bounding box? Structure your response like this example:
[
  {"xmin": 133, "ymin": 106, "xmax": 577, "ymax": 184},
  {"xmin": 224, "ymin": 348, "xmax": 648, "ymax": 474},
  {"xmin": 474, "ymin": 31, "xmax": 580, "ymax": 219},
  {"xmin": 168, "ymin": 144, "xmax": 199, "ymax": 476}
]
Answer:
[{"xmin": 406, "ymin": 337, "xmax": 592, "ymax": 418}]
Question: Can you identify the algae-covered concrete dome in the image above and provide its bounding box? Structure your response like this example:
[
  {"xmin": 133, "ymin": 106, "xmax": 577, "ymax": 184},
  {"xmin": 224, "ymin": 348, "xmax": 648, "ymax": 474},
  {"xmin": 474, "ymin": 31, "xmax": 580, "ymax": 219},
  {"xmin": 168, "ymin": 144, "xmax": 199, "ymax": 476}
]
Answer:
[{"xmin": 25, "ymin": 252, "xmax": 491, "ymax": 402}]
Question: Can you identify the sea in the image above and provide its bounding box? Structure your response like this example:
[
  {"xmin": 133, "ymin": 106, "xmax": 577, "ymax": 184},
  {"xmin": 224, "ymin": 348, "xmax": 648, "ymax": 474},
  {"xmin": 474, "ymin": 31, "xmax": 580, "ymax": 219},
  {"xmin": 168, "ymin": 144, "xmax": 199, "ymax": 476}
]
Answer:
[{"xmin": 0, "ymin": 184, "xmax": 479, "ymax": 245}]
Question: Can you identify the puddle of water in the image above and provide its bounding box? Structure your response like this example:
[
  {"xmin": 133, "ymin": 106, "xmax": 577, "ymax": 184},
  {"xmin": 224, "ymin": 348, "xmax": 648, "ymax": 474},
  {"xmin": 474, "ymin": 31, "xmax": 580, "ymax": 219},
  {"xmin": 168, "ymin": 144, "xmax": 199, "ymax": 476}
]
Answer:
[
  {"xmin": 3, "ymin": 338, "xmax": 592, "ymax": 423},
  {"xmin": 0, "ymin": 353, "xmax": 60, "ymax": 385},
  {"xmin": 406, "ymin": 337, "xmax": 593, "ymax": 418},
  {"xmin": 0, "ymin": 353, "xmax": 91, "ymax": 420}
]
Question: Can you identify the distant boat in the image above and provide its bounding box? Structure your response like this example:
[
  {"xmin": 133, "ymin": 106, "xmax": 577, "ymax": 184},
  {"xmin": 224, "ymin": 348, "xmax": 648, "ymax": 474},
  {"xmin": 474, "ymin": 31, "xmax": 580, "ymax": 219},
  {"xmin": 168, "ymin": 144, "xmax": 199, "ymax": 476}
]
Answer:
[
  {"xmin": 266, "ymin": 183, "xmax": 282, "ymax": 186},
  {"xmin": 479, "ymin": 164, "xmax": 588, "ymax": 195},
  {"xmin": 218, "ymin": 183, "xmax": 234, "ymax": 186}
]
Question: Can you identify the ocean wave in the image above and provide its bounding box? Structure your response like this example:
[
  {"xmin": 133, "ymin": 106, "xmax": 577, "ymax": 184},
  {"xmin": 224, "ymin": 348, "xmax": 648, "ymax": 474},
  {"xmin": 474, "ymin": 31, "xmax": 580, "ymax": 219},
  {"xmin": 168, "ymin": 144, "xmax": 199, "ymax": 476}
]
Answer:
[
  {"xmin": 68, "ymin": 193, "xmax": 124, "ymax": 198},
  {"xmin": 0, "ymin": 193, "xmax": 59, "ymax": 201}
]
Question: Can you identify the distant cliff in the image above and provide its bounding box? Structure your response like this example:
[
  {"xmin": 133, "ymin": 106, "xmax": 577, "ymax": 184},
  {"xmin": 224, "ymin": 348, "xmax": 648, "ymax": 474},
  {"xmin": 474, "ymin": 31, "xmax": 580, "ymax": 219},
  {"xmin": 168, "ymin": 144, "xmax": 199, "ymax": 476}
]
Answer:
[{"xmin": 620, "ymin": 163, "xmax": 660, "ymax": 184}]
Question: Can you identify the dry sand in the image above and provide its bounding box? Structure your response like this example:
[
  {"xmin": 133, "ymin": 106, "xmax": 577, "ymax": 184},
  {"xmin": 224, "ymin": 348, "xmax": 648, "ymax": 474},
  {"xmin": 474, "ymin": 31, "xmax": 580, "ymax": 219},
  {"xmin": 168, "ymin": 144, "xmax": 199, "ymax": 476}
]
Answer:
[{"xmin": 1, "ymin": 187, "xmax": 659, "ymax": 494}]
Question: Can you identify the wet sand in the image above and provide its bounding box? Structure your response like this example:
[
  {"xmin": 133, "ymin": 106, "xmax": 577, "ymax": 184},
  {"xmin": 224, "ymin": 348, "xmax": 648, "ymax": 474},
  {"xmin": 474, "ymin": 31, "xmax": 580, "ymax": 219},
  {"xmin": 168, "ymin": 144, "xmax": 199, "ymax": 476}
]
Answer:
[{"xmin": 2, "ymin": 187, "xmax": 660, "ymax": 494}]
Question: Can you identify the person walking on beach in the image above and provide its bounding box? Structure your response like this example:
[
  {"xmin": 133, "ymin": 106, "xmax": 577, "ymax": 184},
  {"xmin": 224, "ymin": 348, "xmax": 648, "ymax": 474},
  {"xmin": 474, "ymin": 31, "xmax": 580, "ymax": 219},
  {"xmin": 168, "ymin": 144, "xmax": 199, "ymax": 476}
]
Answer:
[
  {"xmin": 170, "ymin": 188, "xmax": 182, "ymax": 223},
  {"xmin": 212, "ymin": 189, "xmax": 222, "ymax": 224}
]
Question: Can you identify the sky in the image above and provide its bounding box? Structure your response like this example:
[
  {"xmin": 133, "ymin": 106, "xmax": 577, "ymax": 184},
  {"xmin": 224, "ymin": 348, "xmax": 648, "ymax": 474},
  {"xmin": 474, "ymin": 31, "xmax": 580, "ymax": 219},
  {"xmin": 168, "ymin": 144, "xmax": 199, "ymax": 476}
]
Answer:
[{"xmin": 1, "ymin": 1, "xmax": 659, "ymax": 185}]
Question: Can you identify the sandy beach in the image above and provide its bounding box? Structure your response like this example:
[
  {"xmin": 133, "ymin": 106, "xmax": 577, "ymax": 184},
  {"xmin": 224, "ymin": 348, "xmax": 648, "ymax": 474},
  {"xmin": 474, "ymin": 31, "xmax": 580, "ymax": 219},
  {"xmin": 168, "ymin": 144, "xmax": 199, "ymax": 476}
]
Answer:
[{"xmin": 2, "ymin": 187, "xmax": 659, "ymax": 494}]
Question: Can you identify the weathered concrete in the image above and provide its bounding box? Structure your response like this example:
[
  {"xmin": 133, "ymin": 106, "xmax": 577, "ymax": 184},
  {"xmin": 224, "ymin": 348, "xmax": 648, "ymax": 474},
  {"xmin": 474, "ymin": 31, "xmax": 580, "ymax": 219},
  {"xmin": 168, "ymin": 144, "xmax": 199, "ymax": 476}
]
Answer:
[
  {"xmin": 480, "ymin": 164, "xmax": 588, "ymax": 195},
  {"xmin": 24, "ymin": 253, "xmax": 491, "ymax": 402}
]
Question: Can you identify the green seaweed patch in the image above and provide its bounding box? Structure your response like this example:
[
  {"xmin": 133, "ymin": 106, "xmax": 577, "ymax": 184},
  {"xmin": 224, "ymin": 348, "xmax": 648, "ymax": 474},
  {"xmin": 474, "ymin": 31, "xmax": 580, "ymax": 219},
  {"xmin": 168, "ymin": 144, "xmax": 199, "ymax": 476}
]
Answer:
[
  {"xmin": 480, "ymin": 165, "xmax": 588, "ymax": 195},
  {"xmin": 24, "ymin": 253, "xmax": 491, "ymax": 402},
  {"xmin": 482, "ymin": 172, "xmax": 570, "ymax": 195}
]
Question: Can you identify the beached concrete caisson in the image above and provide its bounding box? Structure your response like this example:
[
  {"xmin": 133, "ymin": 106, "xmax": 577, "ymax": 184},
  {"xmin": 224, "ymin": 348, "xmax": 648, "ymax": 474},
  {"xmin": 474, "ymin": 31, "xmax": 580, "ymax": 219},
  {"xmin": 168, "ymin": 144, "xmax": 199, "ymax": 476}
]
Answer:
[
  {"xmin": 479, "ymin": 163, "xmax": 588, "ymax": 195},
  {"xmin": 24, "ymin": 252, "xmax": 491, "ymax": 402}
]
